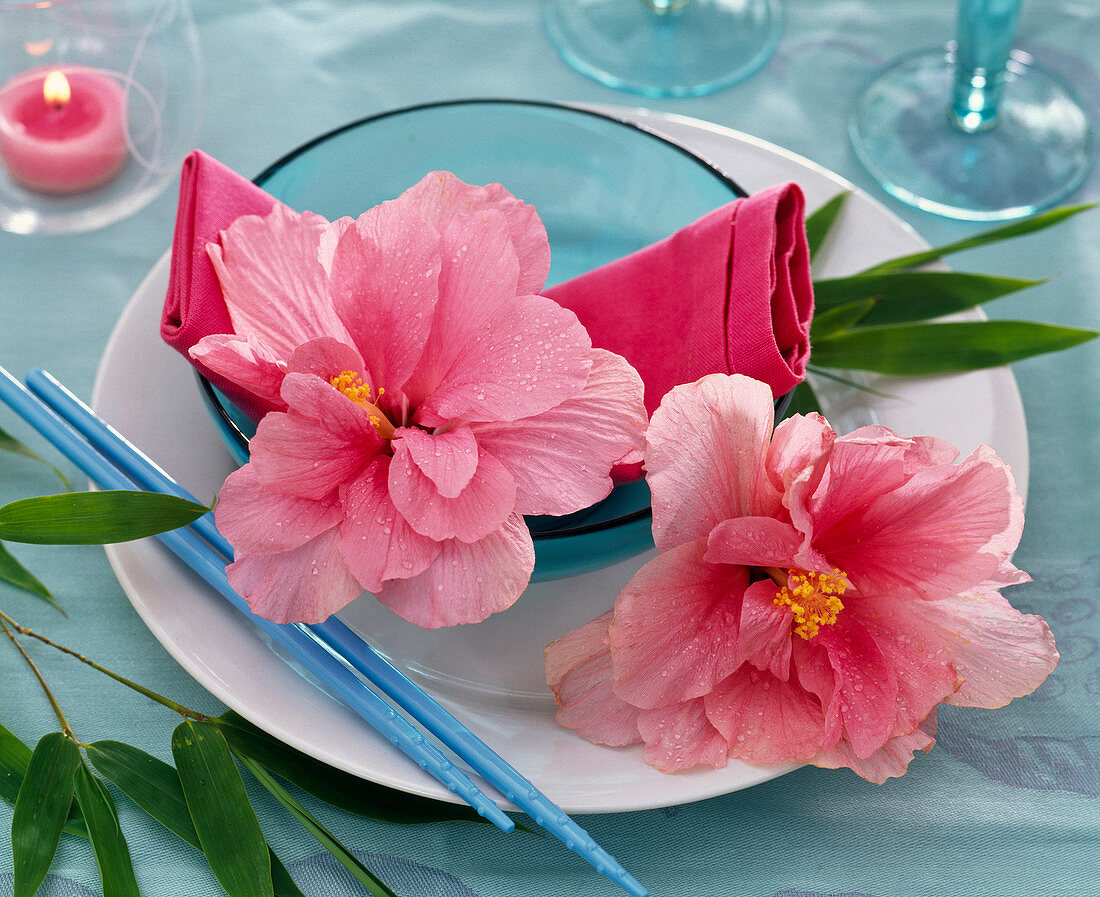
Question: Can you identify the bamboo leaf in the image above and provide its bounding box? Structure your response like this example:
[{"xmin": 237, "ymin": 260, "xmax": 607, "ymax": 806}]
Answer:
[
  {"xmin": 783, "ymin": 380, "xmax": 822, "ymax": 417},
  {"xmin": 811, "ymin": 270, "xmax": 1044, "ymax": 326},
  {"xmin": 809, "ymin": 298, "xmax": 877, "ymax": 338},
  {"xmin": 0, "ymin": 424, "xmax": 48, "ymax": 464},
  {"xmin": 810, "ymin": 320, "xmax": 1099, "ymax": 375},
  {"xmin": 270, "ymin": 851, "xmax": 308, "ymax": 897},
  {"xmin": 805, "ymin": 191, "xmax": 850, "ymax": 261},
  {"xmin": 237, "ymin": 754, "xmax": 399, "ymax": 897},
  {"xmin": 214, "ymin": 710, "xmax": 487, "ymax": 827},
  {"xmin": 0, "ymin": 722, "xmax": 32, "ymax": 810},
  {"xmin": 0, "ymin": 541, "xmax": 61, "ymax": 610},
  {"xmin": 0, "ymin": 424, "xmax": 71, "ymax": 489},
  {"xmin": 862, "ymin": 203, "xmax": 1095, "ymax": 272},
  {"xmin": 87, "ymin": 740, "xmax": 307, "ymax": 897},
  {"xmin": 1, "ymin": 723, "xmax": 87, "ymax": 837},
  {"xmin": 0, "ymin": 491, "xmax": 208, "ymax": 545},
  {"xmin": 73, "ymin": 764, "xmax": 140, "ymax": 897},
  {"xmin": 11, "ymin": 732, "xmax": 81, "ymax": 897},
  {"xmin": 86, "ymin": 740, "xmax": 198, "ymax": 849},
  {"xmin": 172, "ymin": 719, "xmax": 273, "ymax": 897}
]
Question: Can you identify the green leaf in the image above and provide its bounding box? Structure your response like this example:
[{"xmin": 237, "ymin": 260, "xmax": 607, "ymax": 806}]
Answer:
[
  {"xmin": 86, "ymin": 740, "xmax": 199, "ymax": 849},
  {"xmin": 782, "ymin": 380, "xmax": 822, "ymax": 417},
  {"xmin": 0, "ymin": 491, "xmax": 208, "ymax": 545},
  {"xmin": 811, "ymin": 270, "xmax": 1044, "ymax": 327},
  {"xmin": 87, "ymin": 741, "xmax": 307, "ymax": 897},
  {"xmin": 805, "ymin": 191, "xmax": 850, "ymax": 261},
  {"xmin": 0, "ymin": 541, "xmax": 61, "ymax": 611},
  {"xmin": 1, "ymin": 723, "xmax": 86, "ymax": 837},
  {"xmin": 862, "ymin": 203, "xmax": 1096, "ymax": 273},
  {"xmin": 172, "ymin": 719, "xmax": 273, "ymax": 897},
  {"xmin": 0, "ymin": 722, "xmax": 32, "ymax": 810},
  {"xmin": 11, "ymin": 732, "xmax": 81, "ymax": 897},
  {"xmin": 809, "ymin": 298, "xmax": 877, "ymax": 338},
  {"xmin": 810, "ymin": 320, "xmax": 1099, "ymax": 375},
  {"xmin": 237, "ymin": 754, "xmax": 399, "ymax": 897},
  {"xmin": 0, "ymin": 424, "xmax": 71, "ymax": 490},
  {"xmin": 0, "ymin": 424, "xmax": 48, "ymax": 465},
  {"xmin": 214, "ymin": 710, "xmax": 487, "ymax": 826},
  {"xmin": 270, "ymin": 851, "xmax": 308, "ymax": 897},
  {"xmin": 73, "ymin": 764, "xmax": 140, "ymax": 897}
]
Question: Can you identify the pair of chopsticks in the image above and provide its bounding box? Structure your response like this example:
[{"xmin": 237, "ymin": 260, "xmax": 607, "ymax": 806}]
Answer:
[{"xmin": 0, "ymin": 365, "xmax": 647, "ymax": 897}]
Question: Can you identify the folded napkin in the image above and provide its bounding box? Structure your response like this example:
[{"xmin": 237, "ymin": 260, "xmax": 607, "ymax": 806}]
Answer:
[
  {"xmin": 161, "ymin": 152, "xmax": 278, "ymax": 421},
  {"xmin": 161, "ymin": 150, "xmax": 813, "ymax": 425},
  {"xmin": 545, "ymin": 181, "xmax": 812, "ymax": 416}
]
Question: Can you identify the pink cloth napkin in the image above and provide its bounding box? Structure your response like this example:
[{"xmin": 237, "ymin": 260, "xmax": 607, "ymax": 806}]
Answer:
[
  {"xmin": 161, "ymin": 150, "xmax": 813, "ymax": 424},
  {"xmin": 160, "ymin": 152, "xmax": 278, "ymax": 421},
  {"xmin": 545, "ymin": 181, "xmax": 812, "ymax": 416}
]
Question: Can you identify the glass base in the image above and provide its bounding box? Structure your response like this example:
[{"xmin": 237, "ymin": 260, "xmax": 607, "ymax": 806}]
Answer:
[
  {"xmin": 849, "ymin": 46, "xmax": 1092, "ymax": 221},
  {"xmin": 543, "ymin": 0, "xmax": 782, "ymax": 98}
]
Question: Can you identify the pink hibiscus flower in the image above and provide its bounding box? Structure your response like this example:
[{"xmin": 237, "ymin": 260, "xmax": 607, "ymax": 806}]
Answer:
[
  {"xmin": 192, "ymin": 172, "xmax": 647, "ymax": 628},
  {"xmin": 545, "ymin": 373, "xmax": 1058, "ymax": 782}
]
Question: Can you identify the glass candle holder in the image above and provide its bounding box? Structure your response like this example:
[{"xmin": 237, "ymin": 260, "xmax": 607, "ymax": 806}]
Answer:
[{"xmin": 0, "ymin": 0, "xmax": 202, "ymax": 234}]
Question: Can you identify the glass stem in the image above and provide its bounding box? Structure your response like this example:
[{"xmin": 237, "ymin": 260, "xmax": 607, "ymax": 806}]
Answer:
[
  {"xmin": 645, "ymin": 0, "xmax": 690, "ymax": 16},
  {"xmin": 950, "ymin": 0, "xmax": 1023, "ymax": 133}
]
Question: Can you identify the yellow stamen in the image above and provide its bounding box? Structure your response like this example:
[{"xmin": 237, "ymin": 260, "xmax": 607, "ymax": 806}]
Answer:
[
  {"xmin": 328, "ymin": 370, "xmax": 395, "ymax": 439},
  {"xmin": 773, "ymin": 569, "xmax": 847, "ymax": 640}
]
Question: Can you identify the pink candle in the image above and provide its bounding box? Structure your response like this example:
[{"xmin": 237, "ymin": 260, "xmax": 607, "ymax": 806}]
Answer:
[{"xmin": 0, "ymin": 66, "xmax": 128, "ymax": 195}]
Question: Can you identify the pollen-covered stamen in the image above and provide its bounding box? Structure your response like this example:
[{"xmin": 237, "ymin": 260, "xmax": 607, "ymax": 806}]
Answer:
[
  {"xmin": 771, "ymin": 568, "xmax": 847, "ymax": 640},
  {"xmin": 328, "ymin": 370, "xmax": 395, "ymax": 439}
]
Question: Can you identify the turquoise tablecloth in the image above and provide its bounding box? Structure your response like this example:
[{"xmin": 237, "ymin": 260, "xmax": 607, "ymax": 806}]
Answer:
[{"xmin": 1, "ymin": 3, "xmax": 1098, "ymax": 896}]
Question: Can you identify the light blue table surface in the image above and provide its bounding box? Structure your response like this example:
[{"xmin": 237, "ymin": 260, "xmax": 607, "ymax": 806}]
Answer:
[{"xmin": 1, "ymin": 3, "xmax": 1098, "ymax": 896}]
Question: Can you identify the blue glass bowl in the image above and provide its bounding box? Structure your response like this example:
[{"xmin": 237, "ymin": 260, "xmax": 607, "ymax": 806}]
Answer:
[{"xmin": 199, "ymin": 99, "xmax": 747, "ymax": 580}]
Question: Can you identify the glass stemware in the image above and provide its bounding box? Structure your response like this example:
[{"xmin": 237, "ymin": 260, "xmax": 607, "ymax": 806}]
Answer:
[
  {"xmin": 542, "ymin": 0, "xmax": 782, "ymax": 98},
  {"xmin": 849, "ymin": 0, "xmax": 1091, "ymax": 221}
]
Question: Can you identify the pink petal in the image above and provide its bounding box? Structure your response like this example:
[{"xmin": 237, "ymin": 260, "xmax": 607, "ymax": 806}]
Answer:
[
  {"xmin": 646, "ymin": 374, "xmax": 782, "ymax": 552},
  {"xmin": 764, "ymin": 412, "xmax": 834, "ymax": 536},
  {"xmin": 853, "ymin": 594, "xmax": 959, "ymax": 735},
  {"xmin": 208, "ymin": 205, "xmax": 353, "ymax": 356},
  {"xmin": 214, "ymin": 465, "xmax": 342, "ymax": 556},
  {"xmin": 373, "ymin": 512, "xmax": 535, "ymax": 628},
  {"xmin": 329, "ymin": 200, "xmax": 442, "ymax": 394},
  {"xmin": 388, "ymin": 438, "xmax": 516, "ymax": 543},
  {"xmin": 816, "ymin": 444, "xmax": 1025, "ymax": 602},
  {"xmin": 914, "ymin": 587, "xmax": 1058, "ymax": 708},
  {"xmin": 472, "ymin": 349, "xmax": 647, "ymax": 516},
  {"xmin": 227, "ymin": 528, "xmax": 363, "ymax": 624},
  {"xmin": 637, "ymin": 698, "xmax": 730, "ymax": 772},
  {"xmin": 811, "ymin": 711, "xmax": 937, "ymax": 783},
  {"xmin": 415, "ymin": 294, "xmax": 593, "ymax": 426},
  {"xmin": 400, "ymin": 209, "xmax": 522, "ymax": 407},
  {"xmin": 736, "ymin": 579, "xmax": 794, "ymax": 680},
  {"xmin": 704, "ymin": 664, "xmax": 826, "ymax": 764},
  {"xmin": 337, "ymin": 455, "xmax": 442, "ymax": 593},
  {"xmin": 810, "ymin": 618, "xmax": 900, "ymax": 759},
  {"xmin": 398, "ymin": 171, "xmax": 550, "ymax": 295},
  {"xmin": 544, "ymin": 611, "xmax": 643, "ymax": 747},
  {"xmin": 250, "ymin": 380, "xmax": 381, "ymax": 500},
  {"xmin": 394, "ymin": 425, "xmax": 478, "ymax": 499},
  {"xmin": 609, "ymin": 539, "xmax": 746, "ymax": 710},
  {"xmin": 285, "ymin": 337, "xmax": 367, "ymax": 380},
  {"xmin": 704, "ymin": 516, "xmax": 804, "ymax": 569},
  {"xmin": 189, "ymin": 334, "xmax": 288, "ymax": 409}
]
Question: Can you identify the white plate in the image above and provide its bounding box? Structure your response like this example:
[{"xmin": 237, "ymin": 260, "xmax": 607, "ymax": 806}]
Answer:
[{"xmin": 93, "ymin": 109, "xmax": 1028, "ymax": 814}]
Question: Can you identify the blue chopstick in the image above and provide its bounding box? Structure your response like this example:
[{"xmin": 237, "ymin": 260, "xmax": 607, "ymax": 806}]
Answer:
[
  {"xmin": 0, "ymin": 365, "xmax": 514, "ymax": 833},
  {"xmin": 23, "ymin": 367, "xmax": 648, "ymax": 897}
]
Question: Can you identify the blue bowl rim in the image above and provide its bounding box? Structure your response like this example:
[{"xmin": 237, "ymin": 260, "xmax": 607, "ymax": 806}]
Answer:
[{"xmin": 198, "ymin": 98, "xmax": 762, "ymax": 541}]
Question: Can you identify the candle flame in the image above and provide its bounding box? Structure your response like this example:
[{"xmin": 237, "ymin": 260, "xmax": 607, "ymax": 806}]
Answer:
[{"xmin": 42, "ymin": 70, "xmax": 71, "ymax": 108}]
